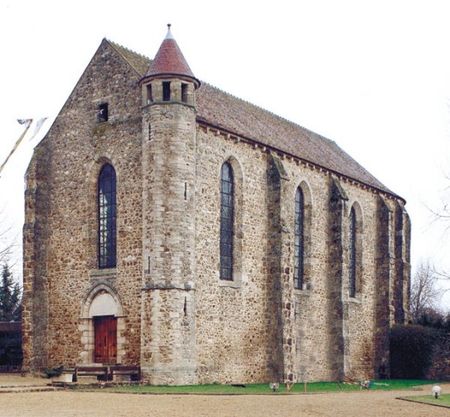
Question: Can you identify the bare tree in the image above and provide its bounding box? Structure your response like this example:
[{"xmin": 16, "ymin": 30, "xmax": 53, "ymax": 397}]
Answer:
[
  {"xmin": 410, "ymin": 260, "xmax": 443, "ymax": 322},
  {"xmin": 0, "ymin": 214, "xmax": 14, "ymax": 265},
  {"xmin": 426, "ymin": 172, "xmax": 450, "ymax": 254}
]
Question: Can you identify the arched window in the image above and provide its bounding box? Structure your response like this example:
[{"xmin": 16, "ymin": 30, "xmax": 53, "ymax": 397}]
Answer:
[
  {"xmin": 98, "ymin": 164, "xmax": 116, "ymax": 269},
  {"xmin": 349, "ymin": 206, "xmax": 357, "ymax": 297},
  {"xmin": 294, "ymin": 187, "xmax": 304, "ymax": 289},
  {"xmin": 220, "ymin": 162, "xmax": 234, "ymax": 280}
]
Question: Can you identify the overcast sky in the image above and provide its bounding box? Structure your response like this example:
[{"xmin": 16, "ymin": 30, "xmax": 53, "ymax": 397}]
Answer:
[{"xmin": 1, "ymin": 0, "xmax": 450, "ymax": 309}]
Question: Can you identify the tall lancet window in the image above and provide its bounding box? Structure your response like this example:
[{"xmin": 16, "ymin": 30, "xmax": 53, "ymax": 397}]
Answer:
[
  {"xmin": 98, "ymin": 164, "xmax": 117, "ymax": 269},
  {"xmin": 220, "ymin": 162, "xmax": 234, "ymax": 280},
  {"xmin": 294, "ymin": 187, "xmax": 305, "ymax": 289},
  {"xmin": 349, "ymin": 206, "xmax": 357, "ymax": 297}
]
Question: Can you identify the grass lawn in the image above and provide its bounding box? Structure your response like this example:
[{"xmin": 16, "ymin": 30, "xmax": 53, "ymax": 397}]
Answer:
[
  {"xmin": 78, "ymin": 379, "xmax": 438, "ymax": 395},
  {"xmin": 400, "ymin": 394, "xmax": 450, "ymax": 408}
]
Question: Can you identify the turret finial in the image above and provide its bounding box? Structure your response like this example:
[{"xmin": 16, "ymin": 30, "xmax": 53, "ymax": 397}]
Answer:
[{"xmin": 165, "ymin": 23, "xmax": 174, "ymax": 40}]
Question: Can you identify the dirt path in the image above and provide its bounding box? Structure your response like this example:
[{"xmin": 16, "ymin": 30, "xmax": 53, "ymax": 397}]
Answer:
[
  {"xmin": 0, "ymin": 374, "xmax": 45, "ymax": 386},
  {"xmin": 0, "ymin": 387, "xmax": 448, "ymax": 417}
]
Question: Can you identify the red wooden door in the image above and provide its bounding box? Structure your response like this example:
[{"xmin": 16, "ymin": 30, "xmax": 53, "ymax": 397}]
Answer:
[{"xmin": 94, "ymin": 316, "xmax": 117, "ymax": 364}]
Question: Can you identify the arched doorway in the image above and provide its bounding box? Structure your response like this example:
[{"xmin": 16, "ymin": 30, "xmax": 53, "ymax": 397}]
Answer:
[
  {"xmin": 90, "ymin": 292, "xmax": 117, "ymax": 363},
  {"xmin": 80, "ymin": 285, "xmax": 124, "ymax": 365}
]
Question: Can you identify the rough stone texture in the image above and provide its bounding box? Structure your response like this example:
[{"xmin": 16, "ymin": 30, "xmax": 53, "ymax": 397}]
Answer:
[
  {"xmin": 373, "ymin": 197, "xmax": 391, "ymax": 378},
  {"xmin": 23, "ymin": 38, "xmax": 410, "ymax": 384},
  {"xmin": 23, "ymin": 151, "xmax": 51, "ymax": 370},
  {"xmin": 326, "ymin": 178, "xmax": 346, "ymax": 381},
  {"xmin": 23, "ymin": 39, "xmax": 143, "ymax": 370},
  {"xmin": 140, "ymin": 74, "xmax": 198, "ymax": 384}
]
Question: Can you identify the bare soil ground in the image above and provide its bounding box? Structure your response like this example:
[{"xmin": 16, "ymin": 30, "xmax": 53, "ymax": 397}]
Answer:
[
  {"xmin": 0, "ymin": 373, "xmax": 45, "ymax": 386},
  {"xmin": 0, "ymin": 376, "xmax": 448, "ymax": 417}
]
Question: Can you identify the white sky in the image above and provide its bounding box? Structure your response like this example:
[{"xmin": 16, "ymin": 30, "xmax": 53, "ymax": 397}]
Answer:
[{"xmin": 0, "ymin": 0, "xmax": 449, "ymax": 310}]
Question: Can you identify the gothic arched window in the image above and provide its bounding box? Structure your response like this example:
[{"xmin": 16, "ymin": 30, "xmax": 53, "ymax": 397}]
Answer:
[
  {"xmin": 220, "ymin": 162, "xmax": 234, "ymax": 280},
  {"xmin": 294, "ymin": 187, "xmax": 304, "ymax": 289},
  {"xmin": 349, "ymin": 206, "xmax": 357, "ymax": 297},
  {"xmin": 98, "ymin": 164, "xmax": 116, "ymax": 269}
]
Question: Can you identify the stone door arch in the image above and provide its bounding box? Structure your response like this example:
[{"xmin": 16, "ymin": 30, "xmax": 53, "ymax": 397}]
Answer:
[{"xmin": 79, "ymin": 284, "xmax": 125, "ymax": 364}]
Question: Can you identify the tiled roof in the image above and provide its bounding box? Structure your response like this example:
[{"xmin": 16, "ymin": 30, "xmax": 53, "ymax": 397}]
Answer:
[
  {"xmin": 196, "ymin": 83, "xmax": 394, "ymax": 195},
  {"xmin": 142, "ymin": 29, "xmax": 199, "ymax": 86},
  {"xmin": 107, "ymin": 40, "xmax": 151, "ymax": 76},
  {"xmin": 110, "ymin": 40, "xmax": 398, "ymax": 198}
]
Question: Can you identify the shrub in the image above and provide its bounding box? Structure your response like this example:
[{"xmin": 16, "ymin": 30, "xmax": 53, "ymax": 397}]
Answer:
[
  {"xmin": 426, "ymin": 330, "xmax": 450, "ymax": 381},
  {"xmin": 390, "ymin": 324, "xmax": 440, "ymax": 379},
  {"xmin": 43, "ymin": 365, "xmax": 64, "ymax": 378},
  {"xmin": 0, "ymin": 329, "xmax": 22, "ymax": 370}
]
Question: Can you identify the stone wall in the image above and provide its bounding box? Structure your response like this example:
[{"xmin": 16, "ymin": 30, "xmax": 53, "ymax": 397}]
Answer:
[
  {"xmin": 194, "ymin": 123, "xmax": 409, "ymax": 383},
  {"xmin": 23, "ymin": 146, "xmax": 51, "ymax": 370},
  {"xmin": 23, "ymin": 40, "xmax": 144, "ymax": 370},
  {"xmin": 373, "ymin": 197, "xmax": 391, "ymax": 378},
  {"xmin": 195, "ymin": 127, "xmax": 278, "ymax": 383}
]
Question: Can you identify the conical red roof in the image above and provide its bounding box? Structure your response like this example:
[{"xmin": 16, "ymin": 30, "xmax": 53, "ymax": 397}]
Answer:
[{"xmin": 143, "ymin": 25, "xmax": 200, "ymax": 87}]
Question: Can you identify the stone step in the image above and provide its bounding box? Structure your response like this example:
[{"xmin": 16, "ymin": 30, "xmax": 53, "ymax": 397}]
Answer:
[
  {"xmin": 0, "ymin": 386, "xmax": 60, "ymax": 394},
  {"xmin": 0, "ymin": 384, "xmax": 50, "ymax": 388}
]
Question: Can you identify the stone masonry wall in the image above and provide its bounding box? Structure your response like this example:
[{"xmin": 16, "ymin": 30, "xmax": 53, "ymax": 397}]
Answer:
[
  {"xmin": 326, "ymin": 178, "xmax": 346, "ymax": 381},
  {"xmin": 266, "ymin": 155, "xmax": 287, "ymax": 382},
  {"xmin": 195, "ymin": 127, "xmax": 278, "ymax": 383},
  {"xmin": 23, "ymin": 40, "xmax": 144, "ymax": 370},
  {"xmin": 373, "ymin": 197, "xmax": 391, "ymax": 378},
  {"xmin": 23, "ymin": 144, "xmax": 52, "ymax": 371},
  {"xmin": 194, "ymin": 124, "xmax": 408, "ymax": 383}
]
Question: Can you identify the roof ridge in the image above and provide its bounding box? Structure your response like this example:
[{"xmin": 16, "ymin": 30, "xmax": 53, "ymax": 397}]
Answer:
[{"xmin": 105, "ymin": 38, "xmax": 149, "ymax": 61}]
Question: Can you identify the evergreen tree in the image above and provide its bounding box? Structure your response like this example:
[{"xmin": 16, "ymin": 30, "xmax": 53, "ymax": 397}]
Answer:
[{"xmin": 0, "ymin": 263, "xmax": 21, "ymax": 321}]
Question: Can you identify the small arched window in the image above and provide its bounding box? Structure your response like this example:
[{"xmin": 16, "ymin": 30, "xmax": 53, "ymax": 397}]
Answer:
[
  {"xmin": 98, "ymin": 164, "xmax": 116, "ymax": 269},
  {"xmin": 220, "ymin": 162, "xmax": 234, "ymax": 280},
  {"xmin": 294, "ymin": 187, "xmax": 304, "ymax": 289},
  {"xmin": 349, "ymin": 206, "xmax": 357, "ymax": 297}
]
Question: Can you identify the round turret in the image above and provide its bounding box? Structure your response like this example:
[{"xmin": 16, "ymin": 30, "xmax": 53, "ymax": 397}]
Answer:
[{"xmin": 140, "ymin": 25, "xmax": 200, "ymax": 107}]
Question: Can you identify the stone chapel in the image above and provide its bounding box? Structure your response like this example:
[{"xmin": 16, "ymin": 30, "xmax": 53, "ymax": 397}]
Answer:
[{"xmin": 22, "ymin": 26, "xmax": 410, "ymax": 384}]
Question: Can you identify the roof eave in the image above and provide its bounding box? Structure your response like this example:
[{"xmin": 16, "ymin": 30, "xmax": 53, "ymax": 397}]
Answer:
[
  {"xmin": 139, "ymin": 72, "xmax": 201, "ymax": 89},
  {"xmin": 196, "ymin": 116, "xmax": 406, "ymax": 205}
]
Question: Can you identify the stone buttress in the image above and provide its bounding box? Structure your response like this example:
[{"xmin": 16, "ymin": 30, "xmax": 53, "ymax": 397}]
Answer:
[
  {"xmin": 327, "ymin": 177, "xmax": 348, "ymax": 380},
  {"xmin": 267, "ymin": 154, "xmax": 296, "ymax": 383},
  {"xmin": 22, "ymin": 147, "xmax": 51, "ymax": 372},
  {"xmin": 374, "ymin": 196, "xmax": 392, "ymax": 377}
]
